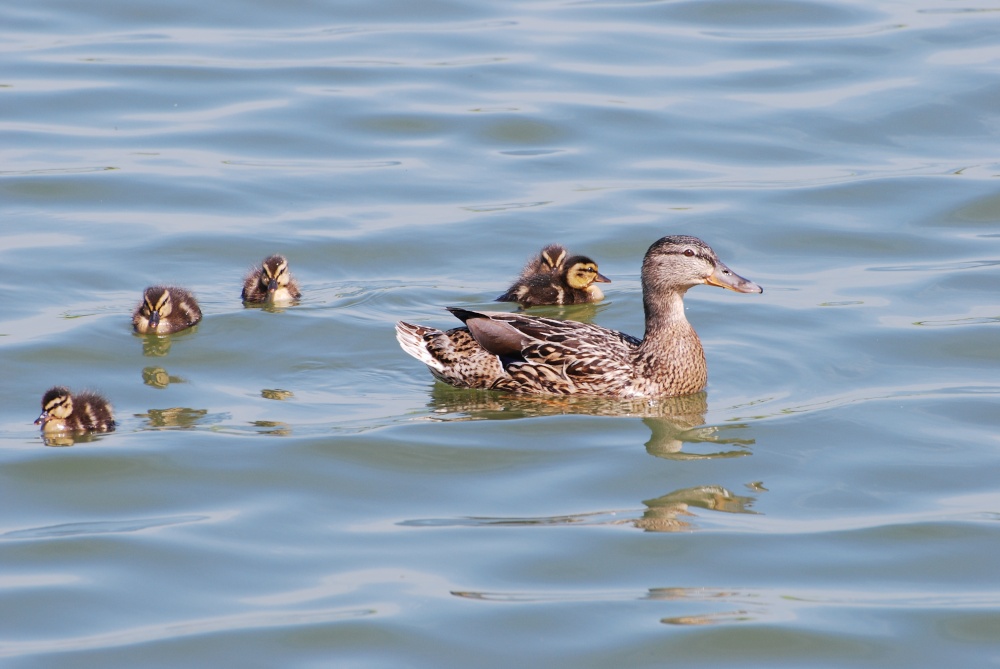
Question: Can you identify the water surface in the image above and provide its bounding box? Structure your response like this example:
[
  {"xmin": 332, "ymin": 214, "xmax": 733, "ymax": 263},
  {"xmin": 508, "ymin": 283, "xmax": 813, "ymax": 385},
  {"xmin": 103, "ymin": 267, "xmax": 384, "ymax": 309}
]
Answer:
[{"xmin": 2, "ymin": 0, "xmax": 1000, "ymax": 666}]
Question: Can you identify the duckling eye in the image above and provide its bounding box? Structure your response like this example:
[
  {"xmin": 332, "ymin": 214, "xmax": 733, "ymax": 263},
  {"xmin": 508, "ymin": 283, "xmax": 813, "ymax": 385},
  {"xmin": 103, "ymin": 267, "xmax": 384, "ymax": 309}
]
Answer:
[{"xmin": 683, "ymin": 249, "xmax": 695, "ymax": 257}]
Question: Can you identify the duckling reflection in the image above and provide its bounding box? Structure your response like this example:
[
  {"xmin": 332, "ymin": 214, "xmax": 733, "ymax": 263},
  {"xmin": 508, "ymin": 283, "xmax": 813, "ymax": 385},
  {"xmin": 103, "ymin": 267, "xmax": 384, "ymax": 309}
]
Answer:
[
  {"xmin": 142, "ymin": 366, "xmax": 186, "ymax": 389},
  {"xmin": 40, "ymin": 431, "xmax": 108, "ymax": 448},
  {"xmin": 138, "ymin": 407, "xmax": 208, "ymax": 429},
  {"xmin": 250, "ymin": 420, "xmax": 291, "ymax": 436},
  {"xmin": 139, "ymin": 335, "xmax": 172, "ymax": 357},
  {"xmin": 261, "ymin": 388, "xmax": 294, "ymax": 401},
  {"xmin": 422, "ymin": 386, "xmax": 752, "ymax": 459}
]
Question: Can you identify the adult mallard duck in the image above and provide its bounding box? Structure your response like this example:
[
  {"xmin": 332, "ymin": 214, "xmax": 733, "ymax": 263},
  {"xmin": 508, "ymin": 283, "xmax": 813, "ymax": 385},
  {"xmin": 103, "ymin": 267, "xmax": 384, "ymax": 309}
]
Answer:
[
  {"xmin": 34, "ymin": 386, "xmax": 115, "ymax": 433},
  {"xmin": 133, "ymin": 286, "xmax": 202, "ymax": 334},
  {"xmin": 242, "ymin": 254, "xmax": 301, "ymax": 304},
  {"xmin": 396, "ymin": 235, "xmax": 761, "ymax": 398},
  {"xmin": 496, "ymin": 243, "xmax": 610, "ymax": 307}
]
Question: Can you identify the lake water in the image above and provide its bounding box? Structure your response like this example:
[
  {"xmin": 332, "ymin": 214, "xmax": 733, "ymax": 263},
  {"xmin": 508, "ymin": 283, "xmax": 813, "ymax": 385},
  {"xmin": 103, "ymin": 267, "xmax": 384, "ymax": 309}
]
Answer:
[{"xmin": 2, "ymin": 0, "xmax": 999, "ymax": 666}]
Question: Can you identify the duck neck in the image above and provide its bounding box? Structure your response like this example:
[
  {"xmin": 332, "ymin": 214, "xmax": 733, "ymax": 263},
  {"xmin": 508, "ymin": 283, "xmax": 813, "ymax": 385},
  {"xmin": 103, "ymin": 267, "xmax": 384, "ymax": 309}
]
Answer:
[
  {"xmin": 638, "ymin": 286, "xmax": 707, "ymax": 391},
  {"xmin": 642, "ymin": 286, "xmax": 693, "ymax": 339}
]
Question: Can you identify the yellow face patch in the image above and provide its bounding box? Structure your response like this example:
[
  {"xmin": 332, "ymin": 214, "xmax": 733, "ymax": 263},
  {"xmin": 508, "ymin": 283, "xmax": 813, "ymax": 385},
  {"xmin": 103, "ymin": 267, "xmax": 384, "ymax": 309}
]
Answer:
[{"xmin": 566, "ymin": 263, "xmax": 599, "ymax": 289}]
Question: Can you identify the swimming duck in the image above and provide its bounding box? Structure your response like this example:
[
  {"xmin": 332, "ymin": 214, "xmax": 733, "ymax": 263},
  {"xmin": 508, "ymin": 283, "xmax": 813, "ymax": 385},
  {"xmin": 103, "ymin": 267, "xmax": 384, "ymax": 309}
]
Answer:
[
  {"xmin": 34, "ymin": 386, "xmax": 115, "ymax": 433},
  {"xmin": 396, "ymin": 235, "xmax": 762, "ymax": 398},
  {"xmin": 242, "ymin": 254, "xmax": 301, "ymax": 304},
  {"xmin": 496, "ymin": 244, "xmax": 611, "ymax": 306},
  {"xmin": 133, "ymin": 286, "xmax": 202, "ymax": 334}
]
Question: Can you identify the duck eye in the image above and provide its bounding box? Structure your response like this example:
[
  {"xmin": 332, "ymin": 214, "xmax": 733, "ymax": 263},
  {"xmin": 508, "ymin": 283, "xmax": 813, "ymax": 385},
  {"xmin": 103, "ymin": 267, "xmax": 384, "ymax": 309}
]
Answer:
[{"xmin": 683, "ymin": 249, "xmax": 695, "ymax": 257}]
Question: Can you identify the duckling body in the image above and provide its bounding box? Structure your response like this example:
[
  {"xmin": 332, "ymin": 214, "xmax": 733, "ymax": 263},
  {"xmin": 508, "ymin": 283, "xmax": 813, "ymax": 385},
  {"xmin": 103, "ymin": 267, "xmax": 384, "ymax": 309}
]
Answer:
[
  {"xmin": 242, "ymin": 255, "xmax": 301, "ymax": 304},
  {"xmin": 35, "ymin": 387, "xmax": 115, "ymax": 433},
  {"xmin": 397, "ymin": 235, "xmax": 762, "ymax": 398},
  {"xmin": 496, "ymin": 244, "xmax": 610, "ymax": 307},
  {"xmin": 133, "ymin": 286, "xmax": 202, "ymax": 334}
]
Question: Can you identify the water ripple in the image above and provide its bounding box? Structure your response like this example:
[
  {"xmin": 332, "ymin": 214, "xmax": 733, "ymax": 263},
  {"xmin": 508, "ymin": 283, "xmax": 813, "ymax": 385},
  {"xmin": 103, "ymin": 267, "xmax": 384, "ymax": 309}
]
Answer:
[
  {"xmin": 0, "ymin": 606, "xmax": 377, "ymax": 659},
  {"xmin": 1, "ymin": 515, "xmax": 210, "ymax": 540}
]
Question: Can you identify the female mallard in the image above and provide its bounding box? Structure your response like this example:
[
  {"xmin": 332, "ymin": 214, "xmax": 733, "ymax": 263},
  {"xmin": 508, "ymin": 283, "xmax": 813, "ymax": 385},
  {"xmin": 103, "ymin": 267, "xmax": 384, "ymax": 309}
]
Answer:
[
  {"xmin": 133, "ymin": 286, "xmax": 202, "ymax": 334},
  {"xmin": 242, "ymin": 254, "xmax": 301, "ymax": 304},
  {"xmin": 34, "ymin": 387, "xmax": 115, "ymax": 433},
  {"xmin": 396, "ymin": 235, "xmax": 761, "ymax": 398},
  {"xmin": 496, "ymin": 244, "xmax": 610, "ymax": 307}
]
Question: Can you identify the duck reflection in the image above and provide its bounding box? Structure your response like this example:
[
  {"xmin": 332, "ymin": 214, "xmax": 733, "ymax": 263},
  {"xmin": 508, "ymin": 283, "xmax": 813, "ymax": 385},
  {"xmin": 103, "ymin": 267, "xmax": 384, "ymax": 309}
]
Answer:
[
  {"xmin": 630, "ymin": 484, "xmax": 757, "ymax": 532},
  {"xmin": 424, "ymin": 385, "xmax": 753, "ymax": 460},
  {"xmin": 399, "ymin": 482, "xmax": 760, "ymax": 534},
  {"xmin": 452, "ymin": 585, "xmax": 766, "ymax": 624}
]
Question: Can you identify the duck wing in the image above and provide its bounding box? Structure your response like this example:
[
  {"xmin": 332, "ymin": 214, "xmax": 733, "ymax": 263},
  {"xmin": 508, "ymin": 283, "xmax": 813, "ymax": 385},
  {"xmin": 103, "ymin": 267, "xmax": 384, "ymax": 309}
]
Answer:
[{"xmin": 446, "ymin": 308, "xmax": 641, "ymax": 396}]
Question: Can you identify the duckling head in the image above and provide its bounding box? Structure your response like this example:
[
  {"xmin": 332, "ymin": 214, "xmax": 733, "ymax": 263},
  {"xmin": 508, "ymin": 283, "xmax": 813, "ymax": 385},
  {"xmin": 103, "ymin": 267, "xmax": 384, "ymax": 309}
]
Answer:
[
  {"xmin": 259, "ymin": 255, "xmax": 291, "ymax": 295},
  {"xmin": 563, "ymin": 256, "xmax": 611, "ymax": 290},
  {"xmin": 35, "ymin": 386, "xmax": 73, "ymax": 428},
  {"xmin": 538, "ymin": 244, "xmax": 568, "ymax": 273},
  {"xmin": 141, "ymin": 287, "xmax": 174, "ymax": 329}
]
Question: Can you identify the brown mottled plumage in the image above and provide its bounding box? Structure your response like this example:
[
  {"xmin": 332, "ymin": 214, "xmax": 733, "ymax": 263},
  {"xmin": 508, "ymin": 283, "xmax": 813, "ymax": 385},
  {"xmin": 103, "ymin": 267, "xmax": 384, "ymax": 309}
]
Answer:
[
  {"xmin": 396, "ymin": 235, "xmax": 762, "ymax": 398},
  {"xmin": 242, "ymin": 254, "xmax": 301, "ymax": 304},
  {"xmin": 133, "ymin": 286, "xmax": 202, "ymax": 334},
  {"xmin": 496, "ymin": 244, "xmax": 610, "ymax": 307},
  {"xmin": 34, "ymin": 386, "xmax": 115, "ymax": 433}
]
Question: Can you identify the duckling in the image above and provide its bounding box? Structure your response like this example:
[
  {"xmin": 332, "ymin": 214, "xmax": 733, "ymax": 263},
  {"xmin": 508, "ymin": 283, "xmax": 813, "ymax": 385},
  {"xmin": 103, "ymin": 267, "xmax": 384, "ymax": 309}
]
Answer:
[
  {"xmin": 34, "ymin": 386, "xmax": 115, "ymax": 433},
  {"xmin": 396, "ymin": 235, "xmax": 762, "ymax": 398},
  {"xmin": 242, "ymin": 254, "xmax": 301, "ymax": 304},
  {"xmin": 496, "ymin": 244, "xmax": 611, "ymax": 306},
  {"xmin": 133, "ymin": 286, "xmax": 202, "ymax": 334}
]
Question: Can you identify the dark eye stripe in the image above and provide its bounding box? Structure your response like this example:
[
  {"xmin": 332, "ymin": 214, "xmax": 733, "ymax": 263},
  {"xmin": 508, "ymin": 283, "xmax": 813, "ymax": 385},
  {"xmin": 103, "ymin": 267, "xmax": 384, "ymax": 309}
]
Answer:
[{"xmin": 662, "ymin": 249, "xmax": 703, "ymax": 259}]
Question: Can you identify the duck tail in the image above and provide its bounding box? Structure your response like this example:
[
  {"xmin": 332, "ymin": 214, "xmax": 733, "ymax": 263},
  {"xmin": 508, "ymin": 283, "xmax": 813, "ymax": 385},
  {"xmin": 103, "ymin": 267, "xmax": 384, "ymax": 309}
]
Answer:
[{"xmin": 395, "ymin": 321, "xmax": 446, "ymax": 373}]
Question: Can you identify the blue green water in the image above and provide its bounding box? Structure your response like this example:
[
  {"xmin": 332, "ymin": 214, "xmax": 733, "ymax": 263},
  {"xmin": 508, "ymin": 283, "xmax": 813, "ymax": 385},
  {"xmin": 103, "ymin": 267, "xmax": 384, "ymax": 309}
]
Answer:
[{"xmin": 2, "ymin": 0, "xmax": 1000, "ymax": 666}]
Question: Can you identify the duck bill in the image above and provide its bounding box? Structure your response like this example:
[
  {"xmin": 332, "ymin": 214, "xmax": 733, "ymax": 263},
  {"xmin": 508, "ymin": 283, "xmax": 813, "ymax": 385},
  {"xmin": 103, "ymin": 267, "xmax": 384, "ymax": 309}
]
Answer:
[
  {"xmin": 148, "ymin": 311, "xmax": 161, "ymax": 328},
  {"xmin": 594, "ymin": 272, "xmax": 611, "ymax": 284},
  {"xmin": 34, "ymin": 411, "xmax": 48, "ymax": 426},
  {"xmin": 267, "ymin": 278, "xmax": 279, "ymax": 293},
  {"xmin": 706, "ymin": 263, "xmax": 763, "ymax": 294}
]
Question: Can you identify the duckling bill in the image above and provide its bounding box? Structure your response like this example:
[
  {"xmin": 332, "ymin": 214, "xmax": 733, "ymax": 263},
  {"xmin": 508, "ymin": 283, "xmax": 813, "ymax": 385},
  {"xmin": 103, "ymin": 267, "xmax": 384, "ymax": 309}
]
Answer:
[
  {"xmin": 242, "ymin": 254, "xmax": 301, "ymax": 304},
  {"xmin": 397, "ymin": 235, "xmax": 761, "ymax": 398},
  {"xmin": 35, "ymin": 386, "xmax": 115, "ymax": 433},
  {"xmin": 496, "ymin": 243, "xmax": 610, "ymax": 307},
  {"xmin": 133, "ymin": 286, "xmax": 202, "ymax": 334}
]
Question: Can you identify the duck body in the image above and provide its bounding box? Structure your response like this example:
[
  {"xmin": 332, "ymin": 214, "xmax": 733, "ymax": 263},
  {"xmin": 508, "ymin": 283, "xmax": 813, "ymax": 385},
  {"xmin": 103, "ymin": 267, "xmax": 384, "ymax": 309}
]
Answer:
[
  {"xmin": 133, "ymin": 286, "xmax": 202, "ymax": 334},
  {"xmin": 496, "ymin": 244, "xmax": 610, "ymax": 307},
  {"xmin": 397, "ymin": 235, "xmax": 762, "ymax": 398},
  {"xmin": 242, "ymin": 254, "xmax": 301, "ymax": 304},
  {"xmin": 35, "ymin": 386, "xmax": 115, "ymax": 433}
]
